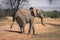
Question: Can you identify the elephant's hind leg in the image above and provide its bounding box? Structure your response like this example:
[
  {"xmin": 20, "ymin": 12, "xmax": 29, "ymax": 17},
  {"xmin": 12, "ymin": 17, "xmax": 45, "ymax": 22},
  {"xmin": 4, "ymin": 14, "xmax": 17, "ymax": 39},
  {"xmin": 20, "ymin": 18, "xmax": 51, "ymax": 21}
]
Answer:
[
  {"xmin": 20, "ymin": 24, "xmax": 25, "ymax": 33},
  {"xmin": 16, "ymin": 17, "xmax": 26, "ymax": 33},
  {"xmin": 20, "ymin": 21, "xmax": 26, "ymax": 33}
]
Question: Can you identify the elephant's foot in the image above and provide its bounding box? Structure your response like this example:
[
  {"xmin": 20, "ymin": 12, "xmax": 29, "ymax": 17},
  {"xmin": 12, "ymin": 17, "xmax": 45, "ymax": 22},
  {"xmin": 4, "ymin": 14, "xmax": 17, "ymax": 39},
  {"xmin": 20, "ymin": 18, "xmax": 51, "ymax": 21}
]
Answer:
[
  {"xmin": 27, "ymin": 32, "xmax": 30, "ymax": 34},
  {"xmin": 22, "ymin": 31, "xmax": 25, "ymax": 34},
  {"xmin": 27, "ymin": 31, "xmax": 31, "ymax": 34},
  {"xmin": 20, "ymin": 31, "xmax": 25, "ymax": 34},
  {"xmin": 20, "ymin": 31, "xmax": 23, "ymax": 33}
]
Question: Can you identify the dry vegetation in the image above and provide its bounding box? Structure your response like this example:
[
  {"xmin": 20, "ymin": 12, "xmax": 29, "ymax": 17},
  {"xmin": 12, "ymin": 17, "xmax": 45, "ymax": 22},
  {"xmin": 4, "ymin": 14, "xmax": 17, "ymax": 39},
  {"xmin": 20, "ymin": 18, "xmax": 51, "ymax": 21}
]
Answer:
[{"xmin": 0, "ymin": 17, "xmax": 60, "ymax": 40}]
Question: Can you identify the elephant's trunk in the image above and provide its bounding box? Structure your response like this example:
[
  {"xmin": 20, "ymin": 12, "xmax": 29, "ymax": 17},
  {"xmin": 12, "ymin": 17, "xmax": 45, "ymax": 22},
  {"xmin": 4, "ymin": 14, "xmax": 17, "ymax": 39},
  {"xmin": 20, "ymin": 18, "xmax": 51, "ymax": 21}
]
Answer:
[{"xmin": 40, "ymin": 16, "xmax": 46, "ymax": 26}]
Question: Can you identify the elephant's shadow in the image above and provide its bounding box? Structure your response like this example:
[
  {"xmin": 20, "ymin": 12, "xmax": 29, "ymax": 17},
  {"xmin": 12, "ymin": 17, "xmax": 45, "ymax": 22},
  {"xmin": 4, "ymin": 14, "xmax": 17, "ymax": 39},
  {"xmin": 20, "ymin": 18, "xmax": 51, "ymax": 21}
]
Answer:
[
  {"xmin": 4, "ymin": 30, "xmax": 23, "ymax": 34},
  {"xmin": 46, "ymin": 23, "xmax": 60, "ymax": 27},
  {"xmin": 4, "ymin": 30, "xmax": 37, "ymax": 35}
]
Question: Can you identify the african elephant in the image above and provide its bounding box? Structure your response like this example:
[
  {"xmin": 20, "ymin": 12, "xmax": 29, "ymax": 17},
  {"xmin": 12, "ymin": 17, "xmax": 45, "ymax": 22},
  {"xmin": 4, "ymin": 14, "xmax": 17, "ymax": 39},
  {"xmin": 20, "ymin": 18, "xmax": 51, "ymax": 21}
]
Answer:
[{"xmin": 10, "ymin": 7, "xmax": 45, "ymax": 34}]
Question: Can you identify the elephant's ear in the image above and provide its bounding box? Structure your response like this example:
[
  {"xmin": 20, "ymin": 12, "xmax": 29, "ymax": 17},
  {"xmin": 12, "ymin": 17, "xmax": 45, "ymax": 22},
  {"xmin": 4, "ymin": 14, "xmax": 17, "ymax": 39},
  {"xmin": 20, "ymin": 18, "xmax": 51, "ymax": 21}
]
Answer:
[{"xmin": 33, "ymin": 8, "xmax": 37, "ymax": 17}]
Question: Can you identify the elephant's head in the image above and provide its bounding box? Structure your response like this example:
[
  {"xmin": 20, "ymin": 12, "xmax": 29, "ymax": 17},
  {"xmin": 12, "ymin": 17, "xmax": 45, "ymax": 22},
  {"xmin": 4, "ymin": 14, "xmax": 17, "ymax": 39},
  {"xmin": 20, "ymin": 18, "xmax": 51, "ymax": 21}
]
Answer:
[{"xmin": 29, "ymin": 7, "xmax": 46, "ymax": 26}]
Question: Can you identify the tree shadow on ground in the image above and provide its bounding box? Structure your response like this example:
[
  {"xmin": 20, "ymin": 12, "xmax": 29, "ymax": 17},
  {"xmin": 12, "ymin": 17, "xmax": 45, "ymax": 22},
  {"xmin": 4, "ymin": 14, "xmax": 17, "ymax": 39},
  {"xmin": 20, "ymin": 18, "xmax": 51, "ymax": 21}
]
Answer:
[{"xmin": 46, "ymin": 23, "xmax": 60, "ymax": 27}]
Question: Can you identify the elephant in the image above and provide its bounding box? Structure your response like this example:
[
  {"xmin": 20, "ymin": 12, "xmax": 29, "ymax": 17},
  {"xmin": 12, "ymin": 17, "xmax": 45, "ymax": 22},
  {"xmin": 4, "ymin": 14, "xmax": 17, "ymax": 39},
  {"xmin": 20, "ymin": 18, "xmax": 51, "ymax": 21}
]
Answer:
[{"xmin": 10, "ymin": 7, "xmax": 45, "ymax": 34}]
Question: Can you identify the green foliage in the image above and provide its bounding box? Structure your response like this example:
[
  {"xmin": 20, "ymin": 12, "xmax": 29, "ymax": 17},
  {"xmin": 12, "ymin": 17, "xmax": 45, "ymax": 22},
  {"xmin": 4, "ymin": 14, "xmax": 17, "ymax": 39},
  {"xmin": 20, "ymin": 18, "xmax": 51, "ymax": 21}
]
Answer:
[
  {"xmin": 0, "ymin": 9, "xmax": 12, "ymax": 19},
  {"xmin": 40, "ymin": 9, "xmax": 45, "ymax": 17},
  {"xmin": 44, "ymin": 10, "xmax": 60, "ymax": 18}
]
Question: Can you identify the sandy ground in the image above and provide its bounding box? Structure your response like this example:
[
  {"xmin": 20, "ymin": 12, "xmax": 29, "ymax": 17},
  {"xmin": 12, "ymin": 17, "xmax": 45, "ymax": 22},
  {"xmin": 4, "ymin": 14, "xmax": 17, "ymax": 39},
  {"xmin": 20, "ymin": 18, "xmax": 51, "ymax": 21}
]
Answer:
[{"xmin": 0, "ymin": 18, "xmax": 60, "ymax": 40}]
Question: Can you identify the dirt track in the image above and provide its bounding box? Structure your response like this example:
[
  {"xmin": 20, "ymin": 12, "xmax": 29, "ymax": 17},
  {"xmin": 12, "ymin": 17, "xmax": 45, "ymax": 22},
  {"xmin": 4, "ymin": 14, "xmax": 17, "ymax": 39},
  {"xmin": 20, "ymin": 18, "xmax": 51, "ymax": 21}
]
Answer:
[{"xmin": 0, "ymin": 18, "xmax": 60, "ymax": 40}]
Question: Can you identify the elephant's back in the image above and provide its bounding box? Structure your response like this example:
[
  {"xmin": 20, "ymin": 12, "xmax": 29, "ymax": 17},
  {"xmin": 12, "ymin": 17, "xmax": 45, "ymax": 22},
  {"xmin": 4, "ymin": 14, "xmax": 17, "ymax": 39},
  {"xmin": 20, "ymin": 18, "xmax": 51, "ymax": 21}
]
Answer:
[
  {"xmin": 16, "ymin": 8, "xmax": 31, "ymax": 16},
  {"xmin": 16, "ymin": 8, "xmax": 31, "ymax": 23}
]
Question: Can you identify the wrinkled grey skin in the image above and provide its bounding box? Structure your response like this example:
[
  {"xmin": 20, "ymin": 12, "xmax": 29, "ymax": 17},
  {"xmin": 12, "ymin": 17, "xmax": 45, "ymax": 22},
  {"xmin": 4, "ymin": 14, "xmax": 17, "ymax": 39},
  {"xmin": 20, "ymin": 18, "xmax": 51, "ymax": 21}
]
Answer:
[{"xmin": 10, "ymin": 7, "xmax": 45, "ymax": 34}]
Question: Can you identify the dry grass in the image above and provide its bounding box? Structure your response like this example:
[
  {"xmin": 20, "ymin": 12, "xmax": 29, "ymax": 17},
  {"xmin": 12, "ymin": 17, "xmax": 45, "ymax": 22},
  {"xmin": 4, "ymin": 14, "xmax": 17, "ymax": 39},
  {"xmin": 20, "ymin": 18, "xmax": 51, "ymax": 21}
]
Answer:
[{"xmin": 0, "ymin": 17, "xmax": 60, "ymax": 40}]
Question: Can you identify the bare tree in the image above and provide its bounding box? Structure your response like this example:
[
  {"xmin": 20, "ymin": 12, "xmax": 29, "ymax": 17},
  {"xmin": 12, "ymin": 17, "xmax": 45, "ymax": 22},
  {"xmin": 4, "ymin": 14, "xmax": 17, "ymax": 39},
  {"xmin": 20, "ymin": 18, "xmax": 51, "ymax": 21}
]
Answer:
[
  {"xmin": 49, "ymin": 0, "xmax": 56, "ymax": 4},
  {"xmin": 5, "ymin": 0, "xmax": 28, "ymax": 21},
  {"xmin": 48, "ymin": 0, "xmax": 52, "ymax": 4}
]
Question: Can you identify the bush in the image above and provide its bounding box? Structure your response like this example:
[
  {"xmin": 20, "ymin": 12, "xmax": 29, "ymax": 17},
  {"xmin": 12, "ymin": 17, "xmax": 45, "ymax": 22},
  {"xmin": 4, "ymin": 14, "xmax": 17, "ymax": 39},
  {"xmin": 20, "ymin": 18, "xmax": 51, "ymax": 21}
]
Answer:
[{"xmin": 44, "ymin": 10, "xmax": 60, "ymax": 18}]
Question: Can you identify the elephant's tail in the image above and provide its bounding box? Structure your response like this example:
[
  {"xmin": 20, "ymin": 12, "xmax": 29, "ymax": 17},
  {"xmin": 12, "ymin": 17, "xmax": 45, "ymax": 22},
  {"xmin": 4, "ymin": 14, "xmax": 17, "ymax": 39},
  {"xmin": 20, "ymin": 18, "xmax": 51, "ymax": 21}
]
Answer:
[
  {"xmin": 10, "ymin": 16, "xmax": 15, "ymax": 29},
  {"xmin": 10, "ymin": 21, "xmax": 14, "ymax": 29}
]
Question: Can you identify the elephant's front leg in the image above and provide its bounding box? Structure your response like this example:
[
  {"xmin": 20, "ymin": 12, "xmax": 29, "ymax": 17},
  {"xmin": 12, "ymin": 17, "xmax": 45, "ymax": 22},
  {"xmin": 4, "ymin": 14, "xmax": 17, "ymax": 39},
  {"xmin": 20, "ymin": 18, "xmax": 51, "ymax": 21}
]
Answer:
[
  {"xmin": 28, "ymin": 20, "xmax": 35, "ymax": 34},
  {"xmin": 32, "ymin": 23, "xmax": 35, "ymax": 35}
]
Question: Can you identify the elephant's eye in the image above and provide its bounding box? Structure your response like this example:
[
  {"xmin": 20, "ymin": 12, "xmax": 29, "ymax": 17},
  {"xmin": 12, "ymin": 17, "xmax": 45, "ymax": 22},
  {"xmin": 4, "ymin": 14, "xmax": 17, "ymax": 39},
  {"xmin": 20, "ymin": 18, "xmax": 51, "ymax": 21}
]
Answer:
[{"xmin": 37, "ymin": 13, "xmax": 39, "ymax": 16}]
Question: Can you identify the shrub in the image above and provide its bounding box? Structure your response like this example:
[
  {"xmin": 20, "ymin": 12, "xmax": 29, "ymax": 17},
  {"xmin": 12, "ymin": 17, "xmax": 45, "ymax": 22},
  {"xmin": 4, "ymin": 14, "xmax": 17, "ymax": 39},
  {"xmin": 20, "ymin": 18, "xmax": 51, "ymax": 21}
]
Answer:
[{"xmin": 44, "ymin": 10, "xmax": 60, "ymax": 18}]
